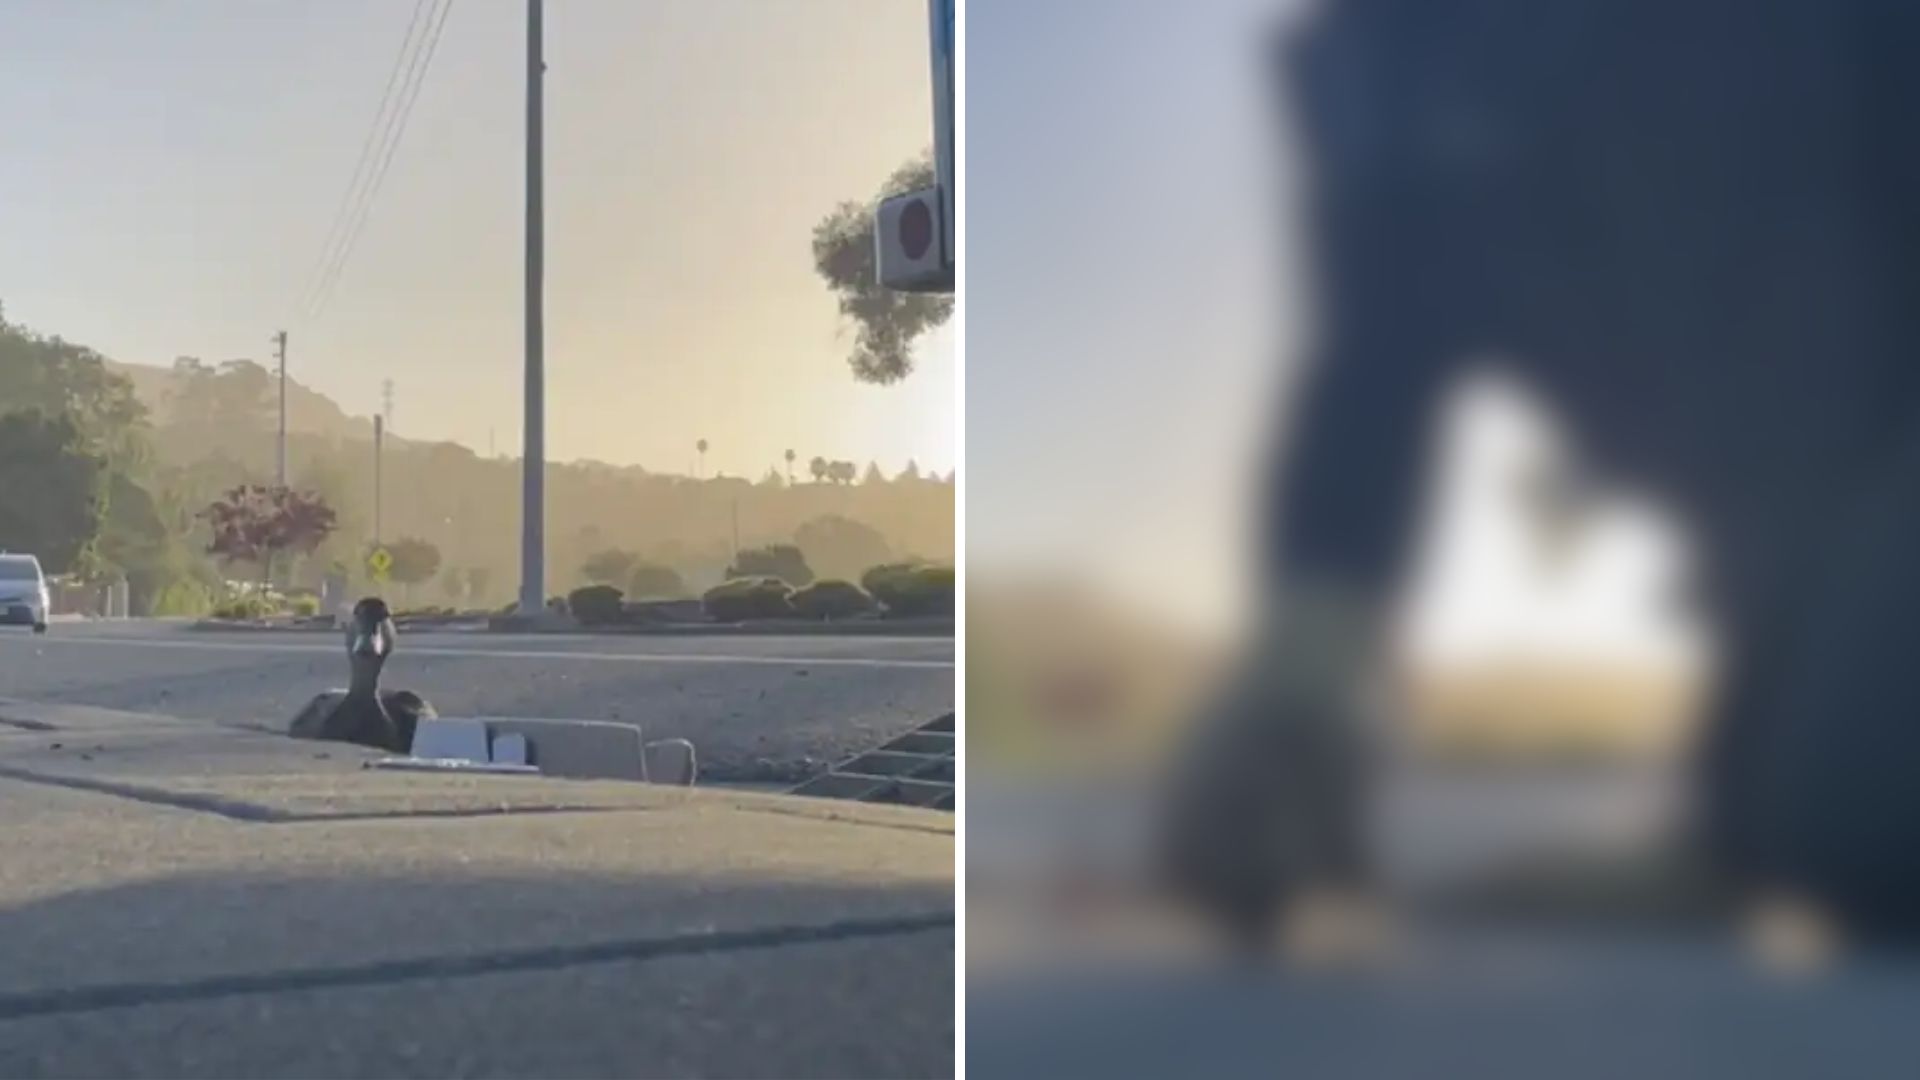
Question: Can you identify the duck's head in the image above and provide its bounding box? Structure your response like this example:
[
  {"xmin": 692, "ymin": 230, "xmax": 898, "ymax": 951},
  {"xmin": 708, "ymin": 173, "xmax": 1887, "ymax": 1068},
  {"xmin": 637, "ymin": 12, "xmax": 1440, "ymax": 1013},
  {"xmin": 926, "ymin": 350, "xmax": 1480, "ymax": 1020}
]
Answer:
[{"xmin": 346, "ymin": 597, "xmax": 396, "ymax": 664}]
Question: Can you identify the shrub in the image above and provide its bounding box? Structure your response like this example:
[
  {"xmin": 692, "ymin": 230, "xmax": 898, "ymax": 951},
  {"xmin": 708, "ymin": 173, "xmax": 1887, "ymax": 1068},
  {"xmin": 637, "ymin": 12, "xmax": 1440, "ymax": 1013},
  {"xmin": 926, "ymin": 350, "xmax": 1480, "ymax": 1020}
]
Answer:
[
  {"xmin": 726, "ymin": 544, "xmax": 814, "ymax": 587},
  {"xmin": 621, "ymin": 598, "xmax": 704, "ymax": 623},
  {"xmin": 702, "ymin": 576, "xmax": 795, "ymax": 622},
  {"xmin": 395, "ymin": 605, "xmax": 454, "ymax": 619},
  {"xmin": 568, "ymin": 584, "xmax": 625, "ymax": 626},
  {"xmin": 862, "ymin": 562, "xmax": 954, "ymax": 617},
  {"xmin": 627, "ymin": 562, "xmax": 688, "ymax": 600},
  {"xmin": 790, "ymin": 579, "xmax": 875, "ymax": 621},
  {"xmin": 288, "ymin": 594, "xmax": 322, "ymax": 617},
  {"xmin": 210, "ymin": 593, "xmax": 279, "ymax": 620},
  {"xmin": 150, "ymin": 579, "xmax": 213, "ymax": 617}
]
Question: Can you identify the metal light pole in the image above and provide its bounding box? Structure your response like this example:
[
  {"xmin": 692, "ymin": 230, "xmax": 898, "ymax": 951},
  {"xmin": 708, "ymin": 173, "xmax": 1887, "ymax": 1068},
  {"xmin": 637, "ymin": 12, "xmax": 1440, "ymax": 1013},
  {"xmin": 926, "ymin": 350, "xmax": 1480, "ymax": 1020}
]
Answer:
[
  {"xmin": 272, "ymin": 330, "xmax": 288, "ymax": 486},
  {"xmin": 373, "ymin": 414, "xmax": 384, "ymax": 545},
  {"xmin": 518, "ymin": 0, "xmax": 546, "ymax": 615}
]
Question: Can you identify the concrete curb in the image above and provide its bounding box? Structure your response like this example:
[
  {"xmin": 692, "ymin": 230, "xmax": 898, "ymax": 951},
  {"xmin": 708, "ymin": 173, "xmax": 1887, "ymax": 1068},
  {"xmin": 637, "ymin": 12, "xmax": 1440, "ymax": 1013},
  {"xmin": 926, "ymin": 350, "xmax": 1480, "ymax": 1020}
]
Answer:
[{"xmin": 487, "ymin": 616, "xmax": 955, "ymax": 638}]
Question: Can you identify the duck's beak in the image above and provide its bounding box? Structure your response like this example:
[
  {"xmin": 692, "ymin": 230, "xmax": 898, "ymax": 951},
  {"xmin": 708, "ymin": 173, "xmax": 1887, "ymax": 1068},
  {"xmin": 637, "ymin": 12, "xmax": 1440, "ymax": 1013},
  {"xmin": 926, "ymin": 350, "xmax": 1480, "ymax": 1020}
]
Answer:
[{"xmin": 351, "ymin": 625, "xmax": 388, "ymax": 659}]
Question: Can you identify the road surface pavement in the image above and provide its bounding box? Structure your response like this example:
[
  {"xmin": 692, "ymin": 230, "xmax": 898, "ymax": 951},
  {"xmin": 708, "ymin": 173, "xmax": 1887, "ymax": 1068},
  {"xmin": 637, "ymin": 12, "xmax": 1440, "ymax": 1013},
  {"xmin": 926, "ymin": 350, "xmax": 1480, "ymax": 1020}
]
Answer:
[
  {"xmin": 0, "ymin": 701, "xmax": 953, "ymax": 1077},
  {"xmin": 0, "ymin": 621, "xmax": 953, "ymax": 783}
]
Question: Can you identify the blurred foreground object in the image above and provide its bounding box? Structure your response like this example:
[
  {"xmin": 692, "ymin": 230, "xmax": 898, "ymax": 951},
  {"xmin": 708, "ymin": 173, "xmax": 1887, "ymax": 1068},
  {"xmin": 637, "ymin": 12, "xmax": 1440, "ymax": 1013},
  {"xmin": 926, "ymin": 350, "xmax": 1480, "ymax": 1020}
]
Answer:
[{"xmin": 1161, "ymin": 0, "xmax": 1920, "ymax": 951}]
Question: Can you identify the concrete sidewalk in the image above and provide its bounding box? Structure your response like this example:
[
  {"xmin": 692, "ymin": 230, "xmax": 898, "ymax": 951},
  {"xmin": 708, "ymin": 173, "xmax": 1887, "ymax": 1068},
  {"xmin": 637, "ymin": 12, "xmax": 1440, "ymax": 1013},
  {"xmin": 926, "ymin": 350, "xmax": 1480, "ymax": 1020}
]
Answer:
[{"xmin": 0, "ymin": 704, "xmax": 954, "ymax": 1078}]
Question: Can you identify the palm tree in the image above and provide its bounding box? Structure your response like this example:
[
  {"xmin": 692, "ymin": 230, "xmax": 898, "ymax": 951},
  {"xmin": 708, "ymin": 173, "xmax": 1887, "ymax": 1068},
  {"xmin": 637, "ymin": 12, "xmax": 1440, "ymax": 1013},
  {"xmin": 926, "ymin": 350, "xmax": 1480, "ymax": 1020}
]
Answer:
[
  {"xmin": 696, "ymin": 438, "xmax": 708, "ymax": 479},
  {"xmin": 784, "ymin": 448, "xmax": 796, "ymax": 485}
]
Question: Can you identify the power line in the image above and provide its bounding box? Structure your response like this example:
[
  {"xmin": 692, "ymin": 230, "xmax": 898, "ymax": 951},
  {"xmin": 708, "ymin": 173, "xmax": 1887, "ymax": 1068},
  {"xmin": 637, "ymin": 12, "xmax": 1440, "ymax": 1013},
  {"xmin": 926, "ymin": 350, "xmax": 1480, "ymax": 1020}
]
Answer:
[
  {"xmin": 298, "ymin": 0, "xmax": 431, "ymax": 315},
  {"xmin": 308, "ymin": 0, "xmax": 454, "ymax": 317},
  {"xmin": 306, "ymin": 0, "xmax": 456, "ymax": 319}
]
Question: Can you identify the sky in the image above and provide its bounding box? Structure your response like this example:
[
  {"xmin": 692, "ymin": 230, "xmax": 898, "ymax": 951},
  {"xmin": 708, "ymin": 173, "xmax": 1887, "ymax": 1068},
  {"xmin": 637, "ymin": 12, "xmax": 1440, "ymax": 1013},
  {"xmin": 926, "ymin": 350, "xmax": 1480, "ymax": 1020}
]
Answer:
[
  {"xmin": 0, "ymin": 0, "xmax": 953, "ymax": 480},
  {"xmin": 966, "ymin": 0, "xmax": 1699, "ymax": 666}
]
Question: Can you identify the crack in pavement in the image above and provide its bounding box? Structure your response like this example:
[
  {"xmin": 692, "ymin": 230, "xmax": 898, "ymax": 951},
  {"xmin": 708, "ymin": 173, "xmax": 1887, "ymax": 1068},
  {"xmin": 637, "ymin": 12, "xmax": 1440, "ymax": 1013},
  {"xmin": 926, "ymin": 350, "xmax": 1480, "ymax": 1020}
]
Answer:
[{"xmin": 0, "ymin": 911, "xmax": 955, "ymax": 1021}]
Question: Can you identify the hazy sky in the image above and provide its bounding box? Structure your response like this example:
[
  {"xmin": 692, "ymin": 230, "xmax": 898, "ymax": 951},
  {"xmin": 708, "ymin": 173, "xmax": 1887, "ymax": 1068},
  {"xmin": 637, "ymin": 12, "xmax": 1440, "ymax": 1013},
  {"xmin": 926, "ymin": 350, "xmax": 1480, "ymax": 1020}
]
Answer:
[
  {"xmin": 967, "ymin": 0, "xmax": 1697, "ymax": 662},
  {"xmin": 0, "ymin": 0, "xmax": 953, "ymax": 479},
  {"xmin": 968, "ymin": 0, "xmax": 1295, "ymax": 630}
]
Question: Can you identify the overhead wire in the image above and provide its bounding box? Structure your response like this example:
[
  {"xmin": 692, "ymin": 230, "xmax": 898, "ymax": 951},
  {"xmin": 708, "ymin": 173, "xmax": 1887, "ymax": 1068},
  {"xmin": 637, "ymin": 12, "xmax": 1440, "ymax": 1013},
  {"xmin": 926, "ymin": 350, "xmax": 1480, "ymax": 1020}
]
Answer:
[{"xmin": 305, "ymin": 0, "xmax": 458, "ymax": 319}]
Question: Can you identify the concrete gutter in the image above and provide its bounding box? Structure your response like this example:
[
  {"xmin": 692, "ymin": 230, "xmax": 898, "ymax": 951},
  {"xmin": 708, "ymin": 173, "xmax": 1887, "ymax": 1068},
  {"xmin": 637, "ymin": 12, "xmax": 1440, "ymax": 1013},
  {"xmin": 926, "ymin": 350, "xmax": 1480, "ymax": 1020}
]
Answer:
[{"xmin": 487, "ymin": 615, "xmax": 955, "ymax": 638}]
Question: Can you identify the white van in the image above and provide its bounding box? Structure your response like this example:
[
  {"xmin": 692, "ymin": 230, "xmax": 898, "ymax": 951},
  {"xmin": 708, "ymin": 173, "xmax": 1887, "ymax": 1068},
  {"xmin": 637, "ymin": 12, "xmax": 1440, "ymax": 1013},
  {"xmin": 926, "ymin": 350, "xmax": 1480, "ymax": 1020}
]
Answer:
[{"xmin": 0, "ymin": 554, "xmax": 50, "ymax": 633}]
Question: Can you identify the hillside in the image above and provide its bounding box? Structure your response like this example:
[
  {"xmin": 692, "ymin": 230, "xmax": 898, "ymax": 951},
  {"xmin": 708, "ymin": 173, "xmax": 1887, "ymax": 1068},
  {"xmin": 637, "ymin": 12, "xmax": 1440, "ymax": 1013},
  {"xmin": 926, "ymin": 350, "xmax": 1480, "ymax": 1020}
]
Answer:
[
  {"xmin": 107, "ymin": 358, "xmax": 389, "ymax": 446},
  {"xmin": 106, "ymin": 356, "xmax": 953, "ymax": 609}
]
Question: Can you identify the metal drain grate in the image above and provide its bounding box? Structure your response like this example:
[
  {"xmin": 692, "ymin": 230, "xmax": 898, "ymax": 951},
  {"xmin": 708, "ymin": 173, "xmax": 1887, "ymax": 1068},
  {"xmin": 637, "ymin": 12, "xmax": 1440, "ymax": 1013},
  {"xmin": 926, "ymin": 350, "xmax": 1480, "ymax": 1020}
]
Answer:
[{"xmin": 788, "ymin": 713, "xmax": 954, "ymax": 810}]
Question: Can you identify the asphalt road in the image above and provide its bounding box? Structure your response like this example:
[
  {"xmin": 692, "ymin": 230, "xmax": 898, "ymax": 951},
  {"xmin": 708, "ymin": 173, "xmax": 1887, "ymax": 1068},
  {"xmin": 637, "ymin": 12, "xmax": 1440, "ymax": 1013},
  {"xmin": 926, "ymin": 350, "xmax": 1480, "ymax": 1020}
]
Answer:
[
  {"xmin": 0, "ymin": 621, "xmax": 953, "ymax": 783},
  {"xmin": 0, "ymin": 708, "xmax": 955, "ymax": 1078}
]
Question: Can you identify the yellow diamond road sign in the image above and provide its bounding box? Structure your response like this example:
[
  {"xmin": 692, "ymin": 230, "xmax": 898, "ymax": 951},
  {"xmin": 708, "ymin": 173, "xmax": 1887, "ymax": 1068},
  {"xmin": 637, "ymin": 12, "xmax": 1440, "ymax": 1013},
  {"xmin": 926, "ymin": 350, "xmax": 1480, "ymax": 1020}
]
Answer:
[{"xmin": 367, "ymin": 547, "xmax": 392, "ymax": 582}]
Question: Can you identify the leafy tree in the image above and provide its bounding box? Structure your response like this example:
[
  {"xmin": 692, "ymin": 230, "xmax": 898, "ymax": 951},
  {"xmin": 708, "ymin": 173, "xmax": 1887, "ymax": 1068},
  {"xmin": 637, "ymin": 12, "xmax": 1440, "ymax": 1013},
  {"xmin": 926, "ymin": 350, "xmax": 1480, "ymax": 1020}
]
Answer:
[
  {"xmin": 464, "ymin": 566, "xmax": 492, "ymax": 605},
  {"xmin": 200, "ymin": 485, "xmax": 337, "ymax": 587},
  {"xmin": 627, "ymin": 562, "xmax": 688, "ymax": 600},
  {"xmin": 384, "ymin": 536, "xmax": 442, "ymax": 600},
  {"xmin": 581, "ymin": 548, "xmax": 639, "ymax": 586},
  {"xmin": 831, "ymin": 460, "xmax": 858, "ymax": 485},
  {"xmin": 811, "ymin": 152, "xmax": 954, "ymax": 383},
  {"xmin": 726, "ymin": 543, "xmax": 814, "ymax": 587},
  {"xmin": 0, "ymin": 410, "xmax": 107, "ymax": 574},
  {"xmin": 793, "ymin": 514, "xmax": 893, "ymax": 582},
  {"xmin": 0, "ymin": 317, "xmax": 147, "ymax": 466},
  {"xmin": 809, "ymin": 455, "xmax": 829, "ymax": 483},
  {"xmin": 166, "ymin": 358, "xmax": 272, "ymax": 434},
  {"xmin": 96, "ymin": 471, "xmax": 179, "ymax": 612}
]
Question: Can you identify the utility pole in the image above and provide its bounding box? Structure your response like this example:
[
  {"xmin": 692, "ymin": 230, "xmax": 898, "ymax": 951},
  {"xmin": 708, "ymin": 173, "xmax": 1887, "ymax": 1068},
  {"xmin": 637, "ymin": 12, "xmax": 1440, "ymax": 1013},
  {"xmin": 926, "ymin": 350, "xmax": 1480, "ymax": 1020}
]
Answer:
[
  {"xmin": 373, "ymin": 414, "xmax": 385, "ymax": 546},
  {"xmin": 272, "ymin": 330, "xmax": 288, "ymax": 486},
  {"xmin": 519, "ymin": 0, "xmax": 547, "ymax": 615}
]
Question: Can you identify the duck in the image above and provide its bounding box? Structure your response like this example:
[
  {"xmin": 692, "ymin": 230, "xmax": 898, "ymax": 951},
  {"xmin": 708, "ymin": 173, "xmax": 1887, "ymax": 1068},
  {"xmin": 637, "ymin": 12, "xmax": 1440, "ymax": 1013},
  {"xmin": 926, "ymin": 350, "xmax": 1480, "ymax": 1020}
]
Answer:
[{"xmin": 288, "ymin": 596, "xmax": 435, "ymax": 753}]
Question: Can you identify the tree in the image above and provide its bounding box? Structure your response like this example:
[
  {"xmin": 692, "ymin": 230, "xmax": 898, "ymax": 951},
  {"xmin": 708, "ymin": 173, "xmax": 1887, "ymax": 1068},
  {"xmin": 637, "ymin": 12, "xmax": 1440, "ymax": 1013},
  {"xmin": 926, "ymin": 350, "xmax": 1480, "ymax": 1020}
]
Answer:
[
  {"xmin": 441, "ymin": 568, "xmax": 467, "ymax": 603},
  {"xmin": 785, "ymin": 448, "xmax": 797, "ymax": 485},
  {"xmin": 464, "ymin": 566, "xmax": 492, "ymax": 606},
  {"xmin": 897, "ymin": 459, "xmax": 922, "ymax": 482},
  {"xmin": 696, "ymin": 438, "xmax": 708, "ymax": 478},
  {"xmin": 0, "ymin": 410, "xmax": 107, "ymax": 574},
  {"xmin": 96, "ymin": 471, "xmax": 179, "ymax": 613},
  {"xmin": 167, "ymin": 358, "xmax": 273, "ymax": 434},
  {"xmin": 759, "ymin": 467, "xmax": 784, "ymax": 488},
  {"xmin": 862, "ymin": 462, "xmax": 887, "ymax": 486},
  {"xmin": 726, "ymin": 543, "xmax": 814, "ymax": 587},
  {"xmin": 829, "ymin": 460, "xmax": 858, "ymax": 485},
  {"xmin": 0, "ymin": 318, "xmax": 148, "ymax": 466},
  {"xmin": 200, "ymin": 484, "xmax": 337, "ymax": 587},
  {"xmin": 810, "ymin": 455, "xmax": 828, "ymax": 483},
  {"xmin": 581, "ymin": 548, "xmax": 639, "ymax": 586},
  {"xmin": 383, "ymin": 536, "xmax": 442, "ymax": 602},
  {"xmin": 793, "ymin": 514, "xmax": 893, "ymax": 582},
  {"xmin": 627, "ymin": 562, "xmax": 688, "ymax": 600},
  {"xmin": 811, "ymin": 152, "xmax": 955, "ymax": 383}
]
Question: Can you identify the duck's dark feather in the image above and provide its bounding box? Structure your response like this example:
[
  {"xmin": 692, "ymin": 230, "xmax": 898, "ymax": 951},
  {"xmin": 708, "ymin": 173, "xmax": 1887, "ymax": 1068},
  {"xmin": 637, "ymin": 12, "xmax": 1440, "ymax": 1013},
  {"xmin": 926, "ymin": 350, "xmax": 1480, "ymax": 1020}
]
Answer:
[{"xmin": 288, "ymin": 690, "xmax": 424, "ymax": 753}]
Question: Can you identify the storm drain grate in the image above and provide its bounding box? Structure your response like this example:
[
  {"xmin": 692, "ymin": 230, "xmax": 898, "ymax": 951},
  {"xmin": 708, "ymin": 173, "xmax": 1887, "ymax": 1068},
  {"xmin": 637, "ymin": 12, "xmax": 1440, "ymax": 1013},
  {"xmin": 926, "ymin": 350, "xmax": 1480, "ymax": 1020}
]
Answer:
[{"xmin": 787, "ymin": 714, "xmax": 954, "ymax": 811}]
